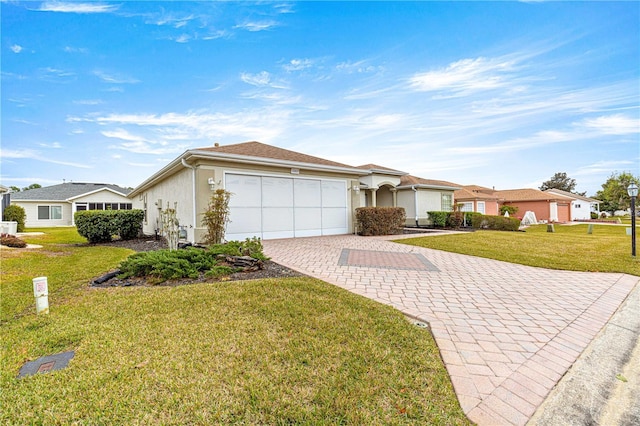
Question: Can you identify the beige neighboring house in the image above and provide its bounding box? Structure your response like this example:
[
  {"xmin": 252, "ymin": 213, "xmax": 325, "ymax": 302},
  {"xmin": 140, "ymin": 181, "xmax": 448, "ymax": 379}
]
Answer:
[
  {"xmin": 11, "ymin": 182, "xmax": 134, "ymax": 228},
  {"xmin": 129, "ymin": 141, "xmax": 461, "ymax": 243}
]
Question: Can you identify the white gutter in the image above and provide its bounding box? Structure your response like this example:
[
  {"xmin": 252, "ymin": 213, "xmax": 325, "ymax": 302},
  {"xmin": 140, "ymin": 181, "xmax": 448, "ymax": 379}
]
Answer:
[
  {"xmin": 412, "ymin": 185, "xmax": 419, "ymax": 225},
  {"xmin": 181, "ymin": 158, "xmax": 197, "ymax": 243}
]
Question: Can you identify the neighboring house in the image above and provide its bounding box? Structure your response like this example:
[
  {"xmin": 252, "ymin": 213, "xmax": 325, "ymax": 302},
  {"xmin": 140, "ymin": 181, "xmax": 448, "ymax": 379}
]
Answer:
[
  {"xmin": 11, "ymin": 182, "xmax": 134, "ymax": 228},
  {"xmin": 129, "ymin": 141, "xmax": 461, "ymax": 242},
  {"xmin": 355, "ymin": 165, "xmax": 460, "ymax": 227},
  {"xmin": 543, "ymin": 189, "xmax": 601, "ymax": 220},
  {"xmin": 0, "ymin": 185, "xmax": 10, "ymax": 220},
  {"xmin": 494, "ymin": 188, "xmax": 574, "ymax": 223},
  {"xmin": 453, "ymin": 185, "xmax": 501, "ymax": 216}
]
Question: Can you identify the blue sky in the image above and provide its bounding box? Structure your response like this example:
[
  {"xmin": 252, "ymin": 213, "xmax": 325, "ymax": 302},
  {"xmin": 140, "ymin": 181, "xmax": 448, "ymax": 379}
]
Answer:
[{"xmin": 2, "ymin": 1, "xmax": 639, "ymax": 196}]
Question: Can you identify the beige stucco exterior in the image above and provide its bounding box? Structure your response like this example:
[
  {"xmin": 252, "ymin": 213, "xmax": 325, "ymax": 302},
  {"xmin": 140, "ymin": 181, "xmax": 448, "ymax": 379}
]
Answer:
[{"xmin": 130, "ymin": 154, "xmax": 365, "ymax": 243}]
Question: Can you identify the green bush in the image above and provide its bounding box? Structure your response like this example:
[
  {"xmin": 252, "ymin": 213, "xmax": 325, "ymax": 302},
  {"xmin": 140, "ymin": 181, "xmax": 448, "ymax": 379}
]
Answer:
[
  {"xmin": 446, "ymin": 211, "xmax": 464, "ymax": 229},
  {"xmin": 119, "ymin": 248, "xmax": 219, "ymax": 281},
  {"xmin": 75, "ymin": 210, "xmax": 117, "ymax": 243},
  {"xmin": 205, "ymin": 265, "xmax": 238, "ymax": 279},
  {"xmin": 75, "ymin": 210, "xmax": 144, "ymax": 243},
  {"xmin": 464, "ymin": 212, "xmax": 483, "ymax": 227},
  {"xmin": 3, "ymin": 205, "xmax": 26, "ymax": 232},
  {"xmin": 471, "ymin": 214, "xmax": 521, "ymax": 231},
  {"xmin": 590, "ymin": 212, "xmax": 598, "ymax": 219},
  {"xmin": 209, "ymin": 237, "xmax": 269, "ymax": 261},
  {"xmin": 427, "ymin": 211, "xmax": 449, "ymax": 228},
  {"xmin": 113, "ymin": 210, "xmax": 144, "ymax": 240},
  {"xmin": 499, "ymin": 205, "xmax": 519, "ymax": 216},
  {"xmin": 356, "ymin": 207, "xmax": 406, "ymax": 236}
]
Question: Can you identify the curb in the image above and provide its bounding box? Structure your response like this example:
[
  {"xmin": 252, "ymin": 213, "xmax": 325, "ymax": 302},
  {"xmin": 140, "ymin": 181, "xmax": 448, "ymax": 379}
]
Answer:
[{"xmin": 527, "ymin": 275, "xmax": 640, "ymax": 425}]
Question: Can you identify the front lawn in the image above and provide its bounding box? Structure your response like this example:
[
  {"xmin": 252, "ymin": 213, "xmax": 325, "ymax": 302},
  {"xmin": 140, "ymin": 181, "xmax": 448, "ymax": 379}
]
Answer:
[
  {"xmin": 398, "ymin": 224, "xmax": 640, "ymax": 276},
  {"xmin": 1, "ymin": 228, "xmax": 469, "ymax": 425}
]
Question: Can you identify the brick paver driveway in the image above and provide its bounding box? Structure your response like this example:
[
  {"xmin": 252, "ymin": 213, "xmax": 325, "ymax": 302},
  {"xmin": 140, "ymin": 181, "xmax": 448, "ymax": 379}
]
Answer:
[{"xmin": 263, "ymin": 233, "xmax": 639, "ymax": 426}]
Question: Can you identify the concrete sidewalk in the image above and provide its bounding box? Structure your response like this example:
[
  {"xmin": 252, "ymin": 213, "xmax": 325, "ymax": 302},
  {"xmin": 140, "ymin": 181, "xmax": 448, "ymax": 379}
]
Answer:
[{"xmin": 263, "ymin": 234, "xmax": 639, "ymax": 426}]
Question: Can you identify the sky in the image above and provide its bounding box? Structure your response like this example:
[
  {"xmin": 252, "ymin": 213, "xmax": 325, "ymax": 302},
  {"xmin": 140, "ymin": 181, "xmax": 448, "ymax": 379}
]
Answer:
[{"xmin": 1, "ymin": 1, "xmax": 639, "ymax": 196}]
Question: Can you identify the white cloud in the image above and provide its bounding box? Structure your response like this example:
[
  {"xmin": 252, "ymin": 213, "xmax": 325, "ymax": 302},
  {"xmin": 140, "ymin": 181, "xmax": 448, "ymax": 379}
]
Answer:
[
  {"xmin": 409, "ymin": 57, "xmax": 518, "ymax": 94},
  {"xmin": 0, "ymin": 148, "xmax": 91, "ymax": 168},
  {"xmin": 38, "ymin": 142, "xmax": 62, "ymax": 149},
  {"xmin": 234, "ymin": 21, "xmax": 278, "ymax": 32},
  {"xmin": 175, "ymin": 34, "xmax": 191, "ymax": 43},
  {"xmin": 64, "ymin": 46, "xmax": 88, "ymax": 53},
  {"xmin": 241, "ymin": 71, "xmax": 271, "ymax": 86},
  {"xmin": 93, "ymin": 70, "xmax": 139, "ymax": 84},
  {"xmin": 73, "ymin": 99, "xmax": 103, "ymax": 105},
  {"xmin": 37, "ymin": 2, "xmax": 119, "ymax": 14},
  {"xmin": 580, "ymin": 114, "xmax": 640, "ymax": 135},
  {"xmin": 10, "ymin": 45, "xmax": 23, "ymax": 53},
  {"xmin": 283, "ymin": 58, "xmax": 313, "ymax": 72}
]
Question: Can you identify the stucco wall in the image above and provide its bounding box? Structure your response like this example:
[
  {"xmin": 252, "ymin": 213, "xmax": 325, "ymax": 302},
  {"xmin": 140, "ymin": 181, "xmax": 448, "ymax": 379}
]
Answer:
[
  {"xmin": 503, "ymin": 201, "xmax": 550, "ymax": 222},
  {"xmin": 14, "ymin": 201, "xmax": 72, "ymax": 228},
  {"xmin": 571, "ymin": 200, "xmax": 592, "ymax": 220}
]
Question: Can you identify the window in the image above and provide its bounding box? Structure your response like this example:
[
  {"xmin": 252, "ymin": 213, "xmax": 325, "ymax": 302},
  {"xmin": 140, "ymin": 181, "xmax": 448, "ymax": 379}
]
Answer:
[
  {"xmin": 442, "ymin": 194, "xmax": 453, "ymax": 211},
  {"xmin": 86, "ymin": 202, "xmax": 132, "ymax": 210},
  {"xmin": 460, "ymin": 202, "xmax": 473, "ymax": 212},
  {"xmin": 38, "ymin": 205, "xmax": 62, "ymax": 220},
  {"xmin": 575, "ymin": 203, "xmax": 581, "ymax": 208},
  {"xmin": 477, "ymin": 201, "xmax": 486, "ymax": 214}
]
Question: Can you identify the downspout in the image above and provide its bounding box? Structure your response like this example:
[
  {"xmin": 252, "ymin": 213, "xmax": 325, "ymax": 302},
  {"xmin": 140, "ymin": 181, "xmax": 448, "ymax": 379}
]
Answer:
[
  {"xmin": 412, "ymin": 185, "xmax": 419, "ymax": 227},
  {"xmin": 181, "ymin": 158, "xmax": 197, "ymax": 243}
]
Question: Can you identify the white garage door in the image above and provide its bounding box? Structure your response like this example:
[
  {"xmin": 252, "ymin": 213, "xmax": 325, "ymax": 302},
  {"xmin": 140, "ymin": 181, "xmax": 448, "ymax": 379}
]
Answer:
[{"xmin": 225, "ymin": 174, "xmax": 348, "ymax": 240}]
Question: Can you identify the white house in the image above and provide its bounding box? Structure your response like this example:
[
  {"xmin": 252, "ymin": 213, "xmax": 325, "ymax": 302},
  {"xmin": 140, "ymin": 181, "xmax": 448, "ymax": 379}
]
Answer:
[
  {"xmin": 11, "ymin": 182, "xmax": 135, "ymax": 228},
  {"xmin": 544, "ymin": 189, "xmax": 601, "ymax": 220}
]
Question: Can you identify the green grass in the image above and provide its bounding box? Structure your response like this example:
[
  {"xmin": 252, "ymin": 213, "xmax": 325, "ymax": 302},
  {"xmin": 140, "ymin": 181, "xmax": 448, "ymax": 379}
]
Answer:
[
  {"xmin": 1, "ymin": 228, "xmax": 468, "ymax": 425},
  {"xmin": 398, "ymin": 224, "xmax": 640, "ymax": 276}
]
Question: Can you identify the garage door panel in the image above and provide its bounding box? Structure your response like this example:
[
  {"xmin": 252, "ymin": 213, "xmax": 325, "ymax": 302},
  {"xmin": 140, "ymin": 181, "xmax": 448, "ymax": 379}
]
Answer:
[
  {"xmin": 262, "ymin": 177, "xmax": 293, "ymax": 207},
  {"xmin": 227, "ymin": 174, "xmax": 261, "ymax": 207},
  {"xmin": 294, "ymin": 179, "xmax": 321, "ymax": 207},
  {"xmin": 227, "ymin": 173, "xmax": 348, "ymax": 240},
  {"xmin": 322, "ymin": 181, "xmax": 347, "ymax": 208},
  {"xmin": 322, "ymin": 207, "xmax": 348, "ymax": 235}
]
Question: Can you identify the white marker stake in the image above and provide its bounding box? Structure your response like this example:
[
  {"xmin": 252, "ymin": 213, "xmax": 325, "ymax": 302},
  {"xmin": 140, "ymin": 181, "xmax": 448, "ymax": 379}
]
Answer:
[{"xmin": 33, "ymin": 277, "xmax": 49, "ymax": 315}]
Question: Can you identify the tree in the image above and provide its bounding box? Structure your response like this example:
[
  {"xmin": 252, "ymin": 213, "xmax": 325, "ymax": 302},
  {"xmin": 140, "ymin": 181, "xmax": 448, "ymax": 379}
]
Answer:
[
  {"xmin": 539, "ymin": 172, "xmax": 581, "ymax": 194},
  {"xmin": 595, "ymin": 172, "xmax": 640, "ymax": 214},
  {"xmin": 9, "ymin": 186, "xmax": 20, "ymax": 192},
  {"xmin": 22, "ymin": 183, "xmax": 42, "ymax": 191}
]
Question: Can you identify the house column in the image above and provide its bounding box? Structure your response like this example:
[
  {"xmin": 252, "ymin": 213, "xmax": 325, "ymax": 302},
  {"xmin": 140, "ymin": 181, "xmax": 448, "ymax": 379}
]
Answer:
[
  {"xmin": 370, "ymin": 188, "xmax": 377, "ymax": 207},
  {"xmin": 391, "ymin": 188, "xmax": 398, "ymax": 207}
]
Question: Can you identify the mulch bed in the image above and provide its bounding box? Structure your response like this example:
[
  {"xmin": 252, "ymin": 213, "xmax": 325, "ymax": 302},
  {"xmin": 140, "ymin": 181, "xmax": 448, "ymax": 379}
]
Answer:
[{"xmin": 90, "ymin": 237, "xmax": 305, "ymax": 288}]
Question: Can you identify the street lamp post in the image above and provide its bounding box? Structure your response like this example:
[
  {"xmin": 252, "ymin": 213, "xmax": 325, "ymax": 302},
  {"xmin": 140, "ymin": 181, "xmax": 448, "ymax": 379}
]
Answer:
[{"xmin": 628, "ymin": 183, "xmax": 638, "ymax": 257}]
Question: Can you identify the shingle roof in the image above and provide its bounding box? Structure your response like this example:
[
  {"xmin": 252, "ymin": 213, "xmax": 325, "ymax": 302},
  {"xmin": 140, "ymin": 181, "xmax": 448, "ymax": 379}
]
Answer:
[
  {"xmin": 196, "ymin": 141, "xmax": 355, "ymax": 169},
  {"xmin": 544, "ymin": 188, "xmax": 600, "ymax": 203},
  {"xmin": 399, "ymin": 175, "xmax": 461, "ymax": 189},
  {"xmin": 494, "ymin": 188, "xmax": 574, "ymax": 202},
  {"xmin": 11, "ymin": 182, "xmax": 131, "ymax": 201},
  {"xmin": 356, "ymin": 164, "xmax": 407, "ymax": 174},
  {"xmin": 454, "ymin": 187, "xmax": 500, "ymax": 201}
]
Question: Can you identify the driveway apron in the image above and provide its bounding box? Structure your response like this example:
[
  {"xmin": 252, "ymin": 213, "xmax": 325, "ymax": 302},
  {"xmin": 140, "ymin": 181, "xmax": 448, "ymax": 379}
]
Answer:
[{"xmin": 263, "ymin": 234, "xmax": 639, "ymax": 426}]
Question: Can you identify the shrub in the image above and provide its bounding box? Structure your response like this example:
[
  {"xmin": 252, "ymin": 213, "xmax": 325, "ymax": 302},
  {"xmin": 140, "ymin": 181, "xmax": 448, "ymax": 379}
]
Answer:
[
  {"xmin": 75, "ymin": 210, "xmax": 117, "ymax": 243},
  {"xmin": 447, "ymin": 211, "xmax": 464, "ymax": 229},
  {"xmin": 118, "ymin": 248, "xmax": 219, "ymax": 281},
  {"xmin": 356, "ymin": 207, "xmax": 406, "ymax": 236},
  {"xmin": 464, "ymin": 212, "xmax": 483, "ymax": 227},
  {"xmin": 3, "ymin": 205, "xmax": 26, "ymax": 232},
  {"xmin": 427, "ymin": 211, "xmax": 449, "ymax": 228},
  {"xmin": 75, "ymin": 210, "xmax": 144, "ymax": 243},
  {"xmin": 113, "ymin": 210, "xmax": 144, "ymax": 240},
  {"xmin": 499, "ymin": 205, "xmax": 519, "ymax": 216},
  {"xmin": 202, "ymin": 189, "xmax": 232, "ymax": 245},
  {"xmin": 1, "ymin": 233, "xmax": 27, "ymax": 248},
  {"xmin": 471, "ymin": 214, "xmax": 521, "ymax": 231},
  {"xmin": 209, "ymin": 237, "xmax": 269, "ymax": 261},
  {"xmin": 590, "ymin": 212, "xmax": 598, "ymax": 219},
  {"xmin": 205, "ymin": 265, "xmax": 237, "ymax": 279}
]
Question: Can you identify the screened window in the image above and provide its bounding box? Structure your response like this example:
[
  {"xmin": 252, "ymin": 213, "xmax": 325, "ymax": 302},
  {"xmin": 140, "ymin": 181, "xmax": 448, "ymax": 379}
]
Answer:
[
  {"xmin": 460, "ymin": 202, "xmax": 473, "ymax": 212},
  {"xmin": 86, "ymin": 202, "xmax": 132, "ymax": 210},
  {"xmin": 38, "ymin": 205, "xmax": 62, "ymax": 220},
  {"xmin": 442, "ymin": 194, "xmax": 453, "ymax": 212}
]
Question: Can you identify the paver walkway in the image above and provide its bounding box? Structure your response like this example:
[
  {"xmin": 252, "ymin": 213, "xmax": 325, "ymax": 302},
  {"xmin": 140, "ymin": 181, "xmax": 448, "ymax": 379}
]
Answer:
[{"xmin": 263, "ymin": 233, "xmax": 639, "ymax": 426}]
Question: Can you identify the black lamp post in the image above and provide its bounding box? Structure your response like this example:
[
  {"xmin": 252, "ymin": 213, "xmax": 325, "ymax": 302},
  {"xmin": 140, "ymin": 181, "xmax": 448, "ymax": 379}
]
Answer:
[{"xmin": 628, "ymin": 183, "xmax": 638, "ymax": 257}]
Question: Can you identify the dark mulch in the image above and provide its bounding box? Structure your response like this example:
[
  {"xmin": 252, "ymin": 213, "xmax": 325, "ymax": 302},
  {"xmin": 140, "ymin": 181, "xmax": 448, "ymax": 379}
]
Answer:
[{"xmin": 91, "ymin": 236, "xmax": 305, "ymax": 288}]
